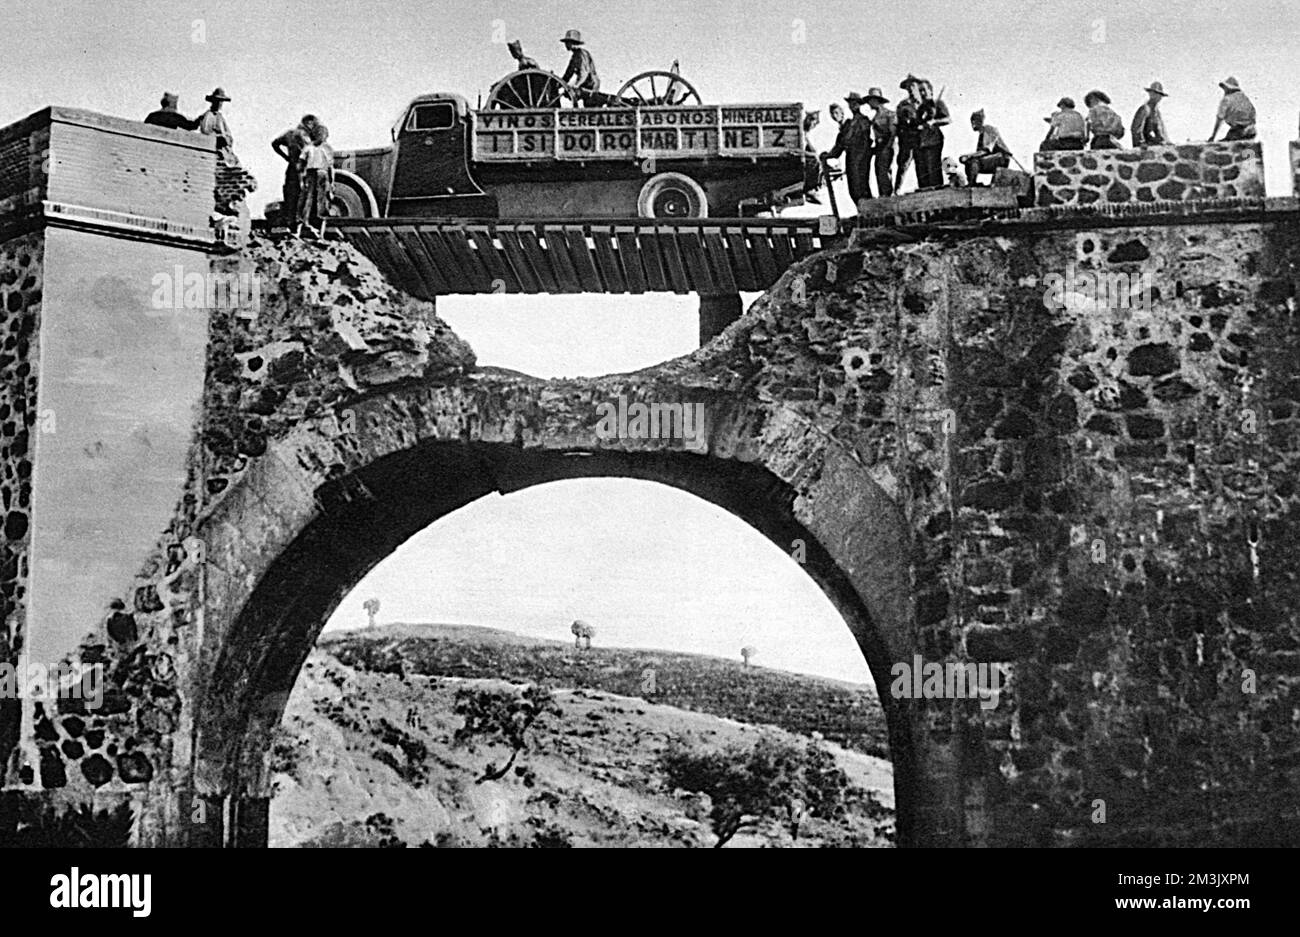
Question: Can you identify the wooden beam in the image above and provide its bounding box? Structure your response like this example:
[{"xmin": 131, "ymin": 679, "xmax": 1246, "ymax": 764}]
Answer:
[
  {"xmin": 467, "ymin": 225, "xmax": 516, "ymax": 293},
  {"xmin": 562, "ymin": 226, "xmax": 604, "ymax": 292},
  {"xmin": 638, "ymin": 229, "xmax": 670, "ymax": 292},
  {"xmin": 496, "ymin": 226, "xmax": 543, "ymax": 293},
  {"xmin": 701, "ymin": 227, "xmax": 738, "ymax": 294},
  {"xmin": 591, "ymin": 227, "xmax": 627, "ymax": 293},
  {"xmin": 614, "ymin": 227, "xmax": 647, "ymax": 294},
  {"xmin": 394, "ymin": 225, "xmax": 451, "ymax": 296},
  {"xmin": 416, "ymin": 228, "xmax": 474, "ymax": 293},
  {"xmin": 747, "ymin": 231, "xmax": 782, "ymax": 287},
  {"xmin": 543, "ymin": 225, "xmax": 583, "ymax": 293},
  {"xmin": 674, "ymin": 228, "xmax": 713, "ymax": 292},
  {"xmin": 771, "ymin": 229, "xmax": 795, "ymax": 270},
  {"xmin": 517, "ymin": 227, "xmax": 560, "ymax": 293},
  {"xmin": 439, "ymin": 224, "xmax": 495, "ymax": 292},
  {"xmin": 655, "ymin": 227, "xmax": 690, "ymax": 293},
  {"xmin": 726, "ymin": 228, "xmax": 760, "ymax": 292},
  {"xmin": 370, "ymin": 228, "xmax": 429, "ymax": 297}
]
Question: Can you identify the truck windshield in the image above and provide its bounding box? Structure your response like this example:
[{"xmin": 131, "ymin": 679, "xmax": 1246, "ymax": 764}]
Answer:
[{"xmin": 407, "ymin": 102, "xmax": 455, "ymax": 132}]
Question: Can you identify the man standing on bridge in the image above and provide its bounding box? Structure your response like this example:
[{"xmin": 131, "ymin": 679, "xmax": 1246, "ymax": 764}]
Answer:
[
  {"xmin": 894, "ymin": 75, "xmax": 924, "ymax": 193},
  {"xmin": 913, "ymin": 79, "xmax": 950, "ymax": 190},
  {"xmin": 272, "ymin": 115, "xmax": 319, "ymax": 228},
  {"xmin": 865, "ymin": 87, "xmax": 896, "ymax": 198},
  {"xmin": 560, "ymin": 29, "xmax": 600, "ymax": 106},
  {"xmin": 822, "ymin": 92, "xmax": 874, "ymax": 205}
]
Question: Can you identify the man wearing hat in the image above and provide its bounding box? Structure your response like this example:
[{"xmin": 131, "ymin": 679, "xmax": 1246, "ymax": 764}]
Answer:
[
  {"xmin": 865, "ymin": 88, "xmax": 897, "ymax": 197},
  {"xmin": 1131, "ymin": 82, "xmax": 1169, "ymax": 146},
  {"xmin": 959, "ymin": 110, "xmax": 1013, "ymax": 186},
  {"xmin": 894, "ymin": 74, "xmax": 924, "ymax": 192},
  {"xmin": 508, "ymin": 39, "xmax": 539, "ymax": 71},
  {"xmin": 144, "ymin": 93, "xmax": 196, "ymax": 131},
  {"xmin": 1209, "ymin": 77, "xmax": 1256, "ymax": 141},
  {"xmin": 560, "ymin": 30, "xmax": 600, "ymax": 105},
  {"xmin": 197, "ymin": 87, "xmax": 235, "ymax": 152},
  {"xmin": 822, "ymin": 92, "xmax": 874, "ymax": 205},
  {"xmin": 1041, "ymin": 97, "xmax": 1086, "ymax": 150},
  {"xmin": 913, "ymin": 79, "xmax": 950, "ymax": 190},
  {"xmin": 1084, "ymin": 90, "xmax": 1124, "ymax": 149}
]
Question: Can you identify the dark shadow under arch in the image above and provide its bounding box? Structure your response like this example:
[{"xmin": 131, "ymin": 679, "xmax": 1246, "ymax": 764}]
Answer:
[{"xmin": 193, "ymin": 439, "xmax": 923, "ymax": 847}]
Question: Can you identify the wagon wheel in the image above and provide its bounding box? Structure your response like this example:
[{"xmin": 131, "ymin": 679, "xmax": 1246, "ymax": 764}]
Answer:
[
  {"xmin": 487, "ymin": 69, "xmax": 575, "ymax": 109},
  {"xmin": 616, "ymin": 70, "xmax": 702, "ymax": 107}
]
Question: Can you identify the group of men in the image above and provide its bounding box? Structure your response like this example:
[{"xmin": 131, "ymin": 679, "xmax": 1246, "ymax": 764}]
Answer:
[
  {"xmin": 820, "ymin": 73, "xmax": 1259, "ymax": 204},
  {"xmin": 144, "ymin": 87, "xmax": 237, "ymax": 157},
  {"xmin": 508, "ymin": 29, "xmax": 600, "ymax": 102},
  {"xmin": 818, "ymin": 74, "xmax": 1014, "ymax": 203},
  {"xmin": 1041, "ymin": 76, "xmax": 1257, "ymax": 150}
]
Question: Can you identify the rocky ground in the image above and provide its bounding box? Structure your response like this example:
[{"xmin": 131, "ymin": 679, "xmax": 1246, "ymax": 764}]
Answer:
[{"xmin": 268, "ymin": 625, "xmax": 894, "ymax": 848}]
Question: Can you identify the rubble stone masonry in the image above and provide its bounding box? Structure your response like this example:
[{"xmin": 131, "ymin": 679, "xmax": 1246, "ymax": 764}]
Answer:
[{"xmin": 1035, "ymin": 141, "xmax": 1264, "ymax": 208}]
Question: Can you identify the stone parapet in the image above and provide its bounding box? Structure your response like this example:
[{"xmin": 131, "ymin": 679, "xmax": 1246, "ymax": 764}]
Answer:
[{"xmin": 1034, "ymin": 141, "xmax": 1263, "ymax": 208}]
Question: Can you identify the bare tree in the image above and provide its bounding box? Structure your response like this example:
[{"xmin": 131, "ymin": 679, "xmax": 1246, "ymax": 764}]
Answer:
[{"xmin": 363, "ymin": 597, "xmax": 380, "ymax": 628}]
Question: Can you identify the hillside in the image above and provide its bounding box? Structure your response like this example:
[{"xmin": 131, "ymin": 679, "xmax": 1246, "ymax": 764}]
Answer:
[
  {"xmin": 270, "ymin": 646, "xmax": 895, "ymax": 847},
  {"xmin": 320, "ymin": 623, "xmax": 890, "ymax": 758}
]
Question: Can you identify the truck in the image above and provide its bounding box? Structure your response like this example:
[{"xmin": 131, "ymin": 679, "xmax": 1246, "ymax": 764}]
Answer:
[{"xmin": 323, "ymin": 66, "xmax": 813, "ymax": 220}]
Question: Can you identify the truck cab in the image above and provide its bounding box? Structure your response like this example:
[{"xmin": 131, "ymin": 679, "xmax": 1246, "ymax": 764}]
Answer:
[{"xmin": 333, "ymin": 93, "xmax": 497, "ymax": 218}]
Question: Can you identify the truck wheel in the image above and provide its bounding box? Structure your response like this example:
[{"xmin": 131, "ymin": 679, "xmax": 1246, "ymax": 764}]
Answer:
[
  {"xmin": 329, "ymin": 181, "xmax": 370, "ymax": 218},
  {"xmin": 637, "ymin": 172, "xmax": 708, "ymax": 219}
]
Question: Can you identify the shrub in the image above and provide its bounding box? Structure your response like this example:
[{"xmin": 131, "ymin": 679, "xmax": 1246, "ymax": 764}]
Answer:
[
  {"xmin": 452, "ymin": 684, "xmax": 560, "ymax": 783},
  {"xmin": 660, "ymin": 736, "xmax": 852, "ymax": 847}
]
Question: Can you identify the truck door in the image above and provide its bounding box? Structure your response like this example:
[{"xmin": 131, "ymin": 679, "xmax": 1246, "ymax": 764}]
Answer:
[{"xmin": 388, "ymin": 100, "xmax": 496, "ymax": 216}]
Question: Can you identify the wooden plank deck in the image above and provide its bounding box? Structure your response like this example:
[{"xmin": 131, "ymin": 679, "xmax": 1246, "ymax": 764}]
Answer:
[{"xmin": 330, "ymin": 217, "xmax": 833, "ymax": 297}]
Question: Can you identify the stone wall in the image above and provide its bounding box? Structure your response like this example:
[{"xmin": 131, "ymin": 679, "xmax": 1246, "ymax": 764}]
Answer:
[
  {"xmin": 0, "ymin": 231, "xmax": 42, "ymax": 786},
  {"xmin": 1034, "ymin": 142, "xmax": 1264, "ymax": 208}
]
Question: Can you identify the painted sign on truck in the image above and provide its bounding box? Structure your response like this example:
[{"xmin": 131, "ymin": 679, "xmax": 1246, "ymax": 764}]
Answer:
[{"xmin": 472, "ymin": 104, "xmax": 803, "ymax": 161}]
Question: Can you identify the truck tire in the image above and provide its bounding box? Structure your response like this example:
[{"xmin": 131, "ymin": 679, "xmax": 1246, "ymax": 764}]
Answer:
[
  {"xmin": 329, "ymin": 180, "xmax": 371, "ymax": 218},
  {"xmin": 637, "ymin": 172, "xmax": 708, "ymax": 219}
]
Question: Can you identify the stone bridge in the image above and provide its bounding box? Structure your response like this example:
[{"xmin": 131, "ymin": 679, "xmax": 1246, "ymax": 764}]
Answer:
[{"xmin": 2, "ymin": 106, "xmax": 1300, "ymax": 847}]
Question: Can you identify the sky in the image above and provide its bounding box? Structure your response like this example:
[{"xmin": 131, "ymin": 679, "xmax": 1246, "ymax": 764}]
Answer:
[
  {"xmin": 326, "ymin": 478, "xmax": 871, "ymax": 683},
  {"xmin": 5, "ymin": 0, "xmax": 1295, "ymax": 683}
]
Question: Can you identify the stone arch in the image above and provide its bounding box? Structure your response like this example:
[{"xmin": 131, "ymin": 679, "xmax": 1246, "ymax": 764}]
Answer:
[{"xmin": 188, "ymin": 381, "xmax": 942, "ymax": 846}]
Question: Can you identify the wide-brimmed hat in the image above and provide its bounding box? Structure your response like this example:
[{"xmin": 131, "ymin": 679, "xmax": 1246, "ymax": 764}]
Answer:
[
  {"xmin": 1145, "ymin": 81, "xmax": 1168, "ymax": 97},
  {"xmin": 865, "ymin": 87, "xmax": 888, "ymax": 104},
  {"xmin": 205, "ymin": 87, "xmax": 231, "ymax": 103},
  {"xmin": 899, "ymin": 73, "xmax": 922, "ymax": 90},
  {"xmin": 1084, "ymin": 89, "xmax": 1110, "ymax": 105},
  {"xmin": 845, "ymin": 91, "xmax": 865, "ymax": 104},
  {"xmin": 560, "ymin": 29, "xmax": 583, "ymax": 44},
  {"xmin": 1057, "ymin": 96, "xmax": 1075, "ymax": 108},
  {"xmin": 1220, "ymin": 76, "xmax": 1241, "ymax": 92}
]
